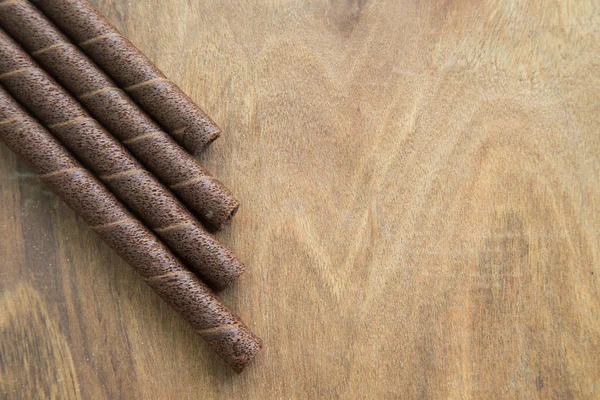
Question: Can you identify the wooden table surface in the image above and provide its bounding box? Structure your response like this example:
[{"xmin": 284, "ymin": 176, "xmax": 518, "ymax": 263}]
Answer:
[{"xmin": 1, "ymin": 0, "xmax": 599, "ymax": 398}]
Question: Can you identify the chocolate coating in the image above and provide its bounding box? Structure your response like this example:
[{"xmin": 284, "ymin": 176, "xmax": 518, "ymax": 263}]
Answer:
[
  {"xmin": 148, "ymin": 272, "xmax": 263, "ymax": 373},
  {"xmin": 29, "ymin": 0, "xmax": 221, "ymax": 154},
  {"xmin": 0, "ymin": 29, "xmax": 244, "ymax": 290},
  {"xmin": 0, "ymin": 0, "xmax": 239, "ymax": 230},
  {"xmin": 0, "ymin": 86, "xmax": 262, "ymax": 372}
]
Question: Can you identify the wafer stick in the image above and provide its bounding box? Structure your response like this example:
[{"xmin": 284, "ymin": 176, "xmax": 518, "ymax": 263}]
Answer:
[
  {"xmin": 0, "ymin": 0, "xmax": 238, "ymax": 230},
  {"xmin": 28, "ymin": 0, "xmax": 221, "ymax": 154},
  {"xmin": 0, "ymin": 29, "xmax": 243, "ymax": 290},
  {"xmin": 0, "ymin": 85, "xmax": 261, "ymax": 372}
]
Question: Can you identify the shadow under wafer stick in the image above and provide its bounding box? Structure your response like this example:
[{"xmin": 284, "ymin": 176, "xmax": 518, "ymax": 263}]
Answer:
[
  {"xmin": 0, "ymin": 0, "xmax": 238, "ymax": 230},
  {"xmin": 29, "ymin": 0, "xmax": 221, "ymax": 154},
  {"xmin": 0, "ymin": 86, "xmax": 262, "ymax": 373},
  {"xmin": 0, "ymin": 29, "xmax": 243, "ymax": 291}
]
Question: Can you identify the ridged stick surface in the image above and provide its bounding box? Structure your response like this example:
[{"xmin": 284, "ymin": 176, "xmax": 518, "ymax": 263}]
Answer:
[
  {"xmin": 0, "ymin": 29, "xmax": 244, "ymax": 290},
  {"xmin": 0, "ymin": 0, "xmax": 239, "ymax": 229},
  {"xmin": 0, "ymin": 86, "xmax": 262, "ymax": 373},
  {"xmin": 30, "ymin": 0, "xmax": 221, "ymax": 154}
]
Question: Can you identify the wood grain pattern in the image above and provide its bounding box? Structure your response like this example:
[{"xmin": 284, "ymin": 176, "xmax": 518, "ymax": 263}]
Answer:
[{"xmin": 1, "ymin": 0, "xmax": 598, "ymax": 398}]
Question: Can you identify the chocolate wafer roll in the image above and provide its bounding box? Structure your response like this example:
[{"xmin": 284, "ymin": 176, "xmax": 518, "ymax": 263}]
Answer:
[
  {"xmin": 0, "ymin": 85, "xmax": 261, "ymax": 372},
  {"xmin": 0, "ymin": 29, "xmax": 243, "ymax": 290},
  {"xmin": 0, "ymin": 0, "xmax": 238, "ymax": 230},
  {"xmin": 29, "ymin": 0, "xmax": 220, "ymax": 154}
]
